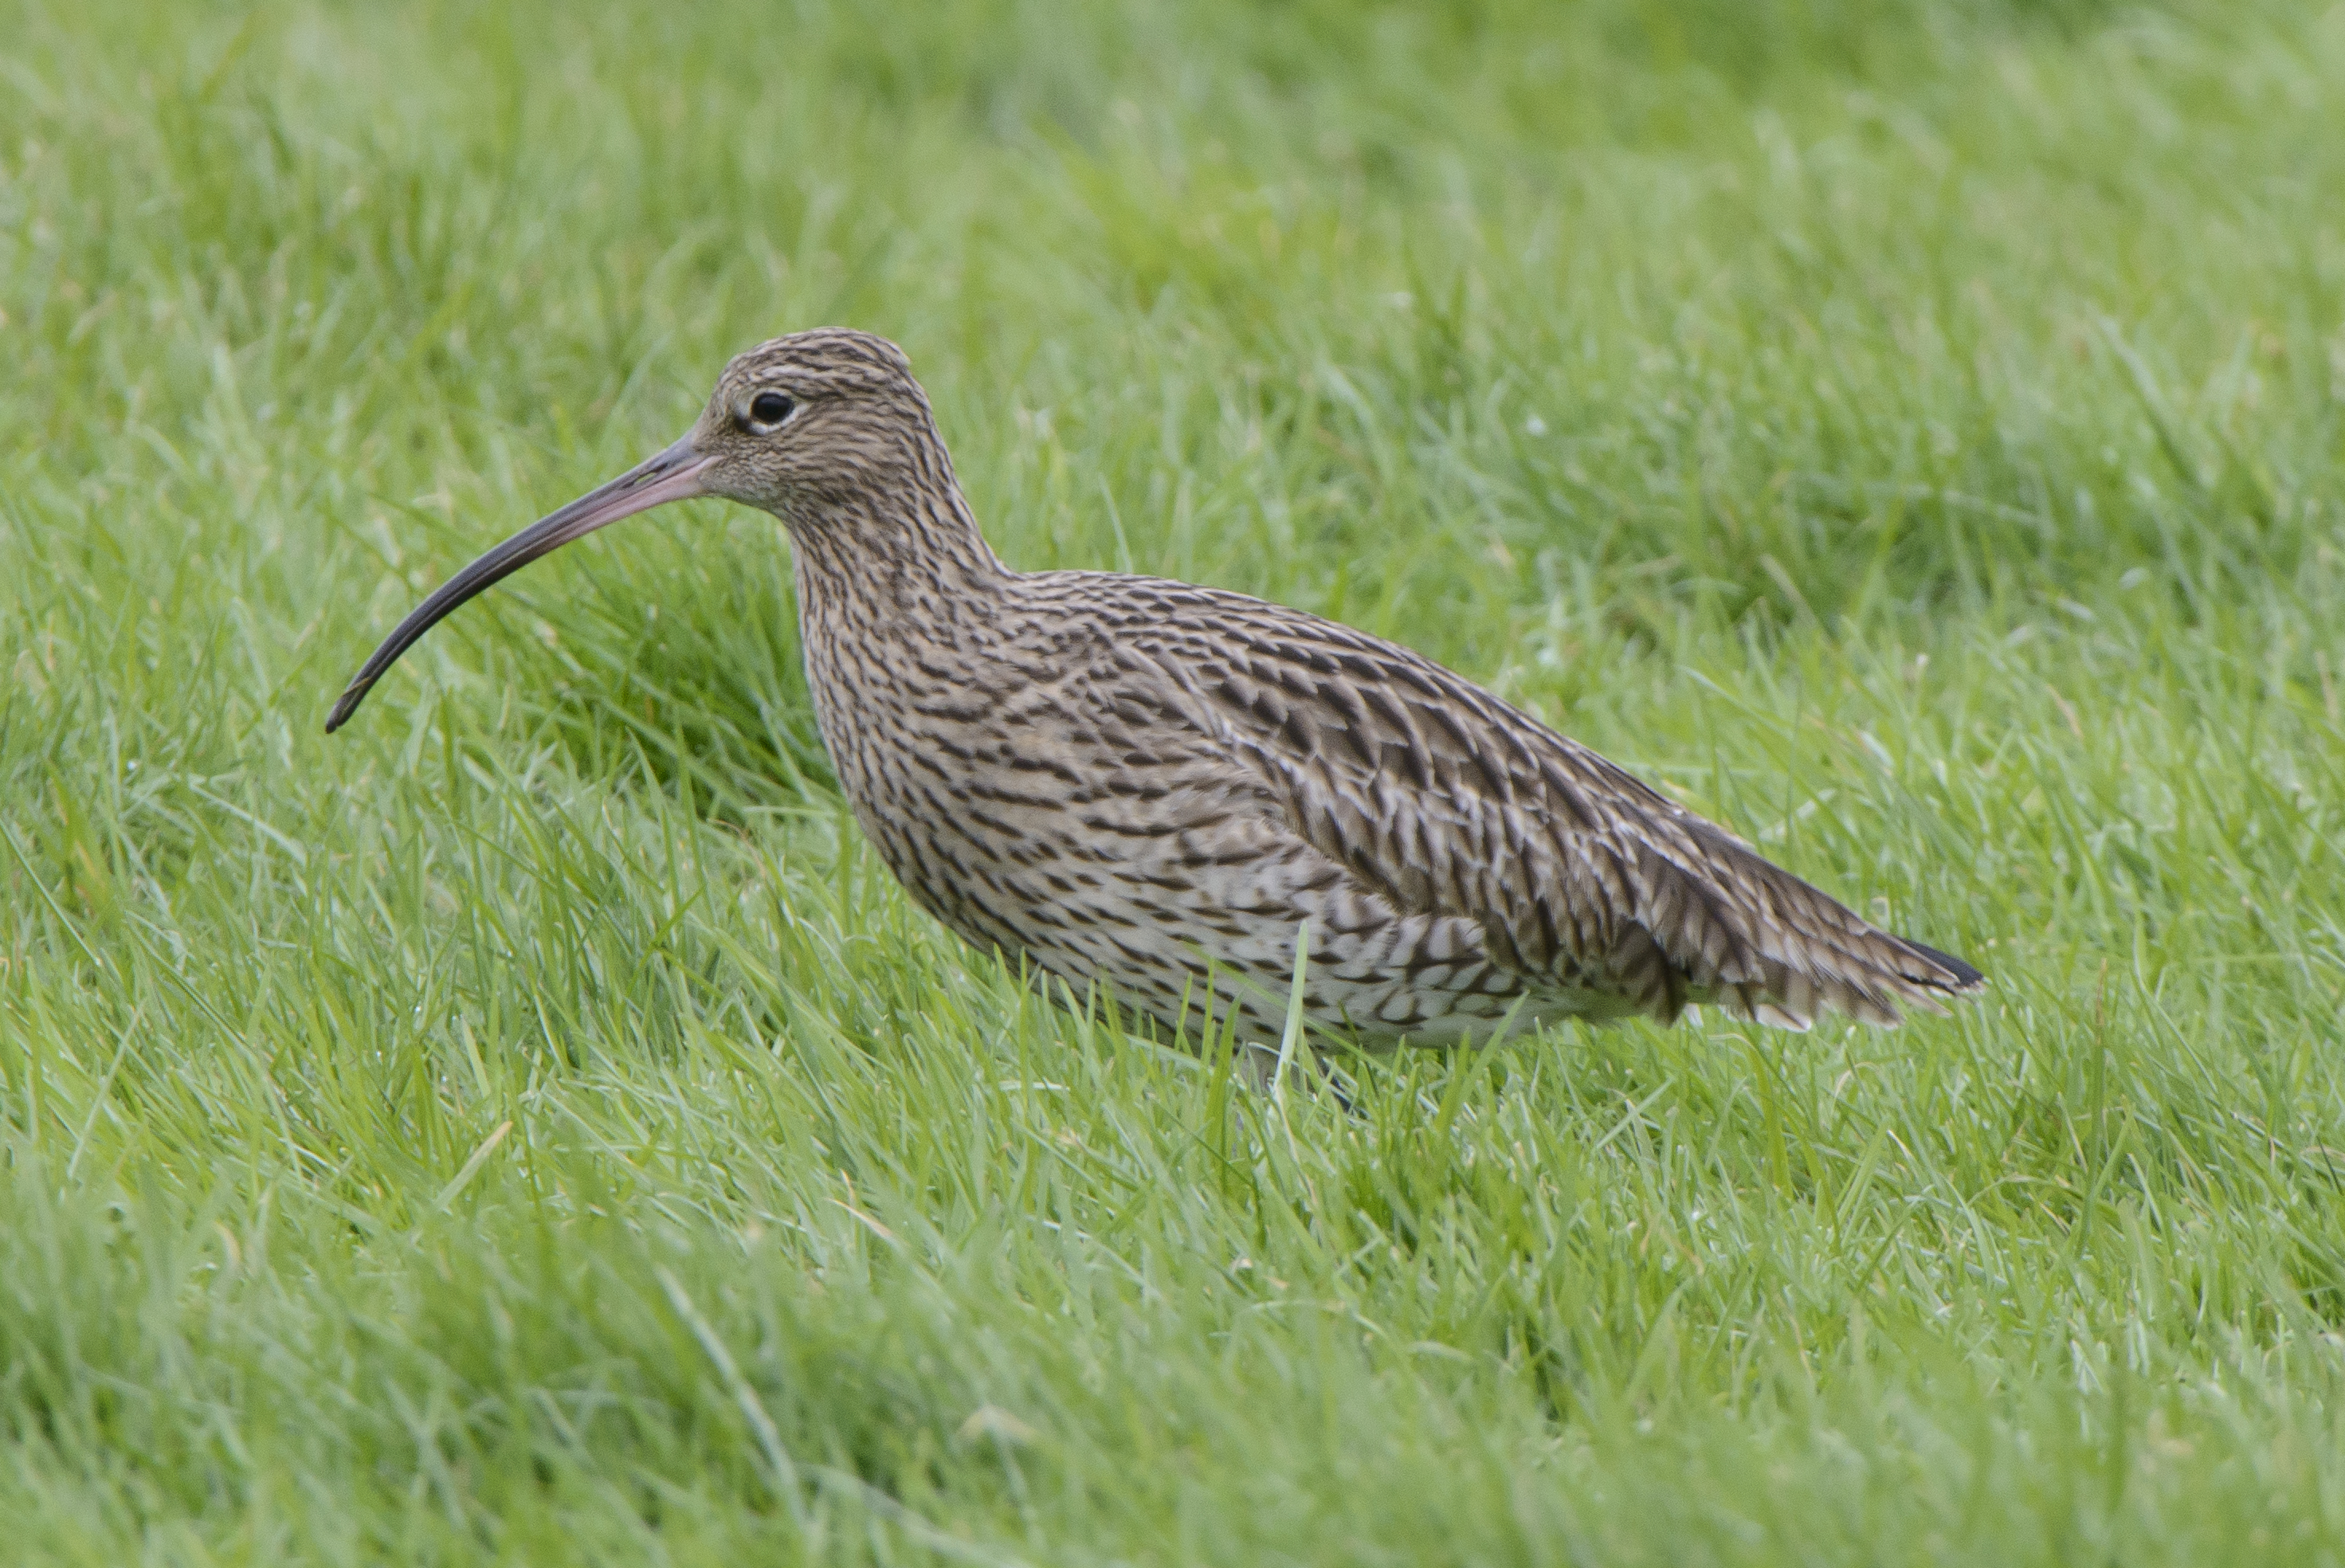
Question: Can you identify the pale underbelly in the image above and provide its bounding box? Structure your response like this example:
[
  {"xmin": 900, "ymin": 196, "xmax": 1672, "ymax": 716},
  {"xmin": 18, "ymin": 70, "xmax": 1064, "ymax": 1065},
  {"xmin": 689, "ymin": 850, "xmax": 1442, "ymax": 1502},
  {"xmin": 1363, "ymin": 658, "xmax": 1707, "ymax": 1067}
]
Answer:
[
  {"xmin": 825, "ymin": 724, "xmax": 1625, "ymax": 1046},
  {"xmin": 876, "ymin": 817, "xmax": 1626, "ymax": 1046}
]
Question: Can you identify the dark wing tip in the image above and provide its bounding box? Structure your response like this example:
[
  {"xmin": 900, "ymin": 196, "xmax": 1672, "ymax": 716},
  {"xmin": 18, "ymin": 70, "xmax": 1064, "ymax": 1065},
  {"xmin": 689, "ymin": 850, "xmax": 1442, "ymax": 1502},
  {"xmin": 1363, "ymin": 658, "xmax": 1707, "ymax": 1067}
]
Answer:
[{"xmin": 1898, "ymin": 938, "xmax": 1984, "ymax": 991}]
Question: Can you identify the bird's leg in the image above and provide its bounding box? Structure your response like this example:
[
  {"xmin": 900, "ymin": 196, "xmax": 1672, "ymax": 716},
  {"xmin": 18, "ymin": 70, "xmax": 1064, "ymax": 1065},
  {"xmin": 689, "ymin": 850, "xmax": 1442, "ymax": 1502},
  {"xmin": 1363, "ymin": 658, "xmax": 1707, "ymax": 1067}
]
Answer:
[
  {"xmin": 1230, "ymin": 1037, "xmax": 1356, "ymax": 1111},
  {"xmin": 1231, "ymin": 1039, "xmax": 1284, "ymax": 1095}
]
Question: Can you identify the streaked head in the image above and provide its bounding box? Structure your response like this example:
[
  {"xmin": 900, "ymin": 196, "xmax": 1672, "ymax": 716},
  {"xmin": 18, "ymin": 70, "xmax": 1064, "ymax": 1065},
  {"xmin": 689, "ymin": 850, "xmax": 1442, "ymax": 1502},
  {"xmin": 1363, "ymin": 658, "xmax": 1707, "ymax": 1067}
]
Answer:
[
  {"xmin": 684, "ymin": 327, "xmax": 941, "ymax": 515},
  {"xmin": 324, "ymin": 328, "xmax": 935, "ymax": 733}
]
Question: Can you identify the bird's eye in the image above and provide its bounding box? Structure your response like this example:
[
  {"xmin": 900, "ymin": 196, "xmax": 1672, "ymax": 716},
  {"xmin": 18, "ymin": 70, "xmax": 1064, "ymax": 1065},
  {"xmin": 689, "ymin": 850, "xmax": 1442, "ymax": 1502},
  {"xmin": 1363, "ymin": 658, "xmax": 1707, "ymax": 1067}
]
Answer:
[{"xmin": 747, "ymin": 390, "xmax": 795, "ymax": 429}]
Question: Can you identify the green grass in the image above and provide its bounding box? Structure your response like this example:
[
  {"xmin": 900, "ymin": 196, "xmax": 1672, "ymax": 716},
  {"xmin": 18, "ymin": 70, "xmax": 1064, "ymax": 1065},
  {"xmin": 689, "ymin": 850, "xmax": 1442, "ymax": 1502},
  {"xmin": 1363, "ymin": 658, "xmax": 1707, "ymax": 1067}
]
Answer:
[{"xmin": 6, "ymin": 0, "xmax": 2345, "ymax": 1559}]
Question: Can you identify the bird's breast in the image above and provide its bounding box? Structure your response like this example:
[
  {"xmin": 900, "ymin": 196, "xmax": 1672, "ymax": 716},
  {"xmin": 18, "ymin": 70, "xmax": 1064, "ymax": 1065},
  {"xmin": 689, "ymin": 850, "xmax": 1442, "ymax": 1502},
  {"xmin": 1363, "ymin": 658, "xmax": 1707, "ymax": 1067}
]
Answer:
[{"xmin": 799, "ymin": 622, "xmax": 1284, "ymax": 946}]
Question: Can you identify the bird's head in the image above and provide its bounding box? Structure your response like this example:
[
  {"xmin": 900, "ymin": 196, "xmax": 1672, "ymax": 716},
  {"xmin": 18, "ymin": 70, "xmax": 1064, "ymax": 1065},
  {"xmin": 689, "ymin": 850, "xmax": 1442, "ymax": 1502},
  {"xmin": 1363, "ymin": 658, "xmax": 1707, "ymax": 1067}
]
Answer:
[
  {"xmin": 684, "ymin": 327, "xmax": 940, "ymax": 516},
  {"xmin": 324, "ymin": 327, "xmax": 939, "ymax": 733}
]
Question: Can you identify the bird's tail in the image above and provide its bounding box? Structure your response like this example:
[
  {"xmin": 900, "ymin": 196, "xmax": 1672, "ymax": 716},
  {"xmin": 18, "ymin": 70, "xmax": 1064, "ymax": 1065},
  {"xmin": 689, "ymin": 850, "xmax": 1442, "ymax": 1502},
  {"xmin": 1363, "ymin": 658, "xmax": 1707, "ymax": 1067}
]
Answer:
[{"xmin": 1640, "ymin": 831, "xmax": 1986, "ymax": 1031}]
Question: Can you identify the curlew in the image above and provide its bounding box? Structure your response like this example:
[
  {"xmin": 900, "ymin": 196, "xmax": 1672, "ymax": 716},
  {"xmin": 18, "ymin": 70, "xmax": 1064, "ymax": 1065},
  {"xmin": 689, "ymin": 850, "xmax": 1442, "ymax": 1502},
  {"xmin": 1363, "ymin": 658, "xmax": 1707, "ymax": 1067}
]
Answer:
[{"xmin": 329, "ymin": 329, "xmax": 1981, "ymax": 1056}]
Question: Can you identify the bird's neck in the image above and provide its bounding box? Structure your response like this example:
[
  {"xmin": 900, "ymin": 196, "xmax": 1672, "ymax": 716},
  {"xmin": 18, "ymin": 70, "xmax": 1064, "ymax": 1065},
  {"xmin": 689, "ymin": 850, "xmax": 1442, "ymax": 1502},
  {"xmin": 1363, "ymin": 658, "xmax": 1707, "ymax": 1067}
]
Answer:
[{"xmin": 782, "ymin": 482, "xmax": 1014, "ymax": 649}]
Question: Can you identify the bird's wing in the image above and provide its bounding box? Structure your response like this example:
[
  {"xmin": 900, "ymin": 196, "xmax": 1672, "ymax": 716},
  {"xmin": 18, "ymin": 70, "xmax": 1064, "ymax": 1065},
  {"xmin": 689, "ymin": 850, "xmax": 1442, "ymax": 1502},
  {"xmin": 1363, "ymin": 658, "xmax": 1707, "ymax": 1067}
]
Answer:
[{"xmin": 1085, "ymin": 578, "xmax": 1979, "ymax": 1028}]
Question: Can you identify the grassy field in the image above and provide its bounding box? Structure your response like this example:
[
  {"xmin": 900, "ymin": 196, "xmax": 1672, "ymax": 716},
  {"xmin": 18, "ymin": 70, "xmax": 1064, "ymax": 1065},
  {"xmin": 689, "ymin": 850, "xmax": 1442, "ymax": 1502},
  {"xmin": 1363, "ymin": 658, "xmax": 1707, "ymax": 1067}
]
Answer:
[{"xmin": 6, "ymin": 0, "xmax": 2345, "ymax": 1560}]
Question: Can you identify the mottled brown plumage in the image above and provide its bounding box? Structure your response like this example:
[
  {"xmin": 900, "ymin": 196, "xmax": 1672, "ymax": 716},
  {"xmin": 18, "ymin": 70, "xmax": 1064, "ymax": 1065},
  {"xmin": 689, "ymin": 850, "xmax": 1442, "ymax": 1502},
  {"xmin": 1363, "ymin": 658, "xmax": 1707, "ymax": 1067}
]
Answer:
[{"xmin": 329, "ymin": 328, "xmax": 1983, "ymax": 1046}]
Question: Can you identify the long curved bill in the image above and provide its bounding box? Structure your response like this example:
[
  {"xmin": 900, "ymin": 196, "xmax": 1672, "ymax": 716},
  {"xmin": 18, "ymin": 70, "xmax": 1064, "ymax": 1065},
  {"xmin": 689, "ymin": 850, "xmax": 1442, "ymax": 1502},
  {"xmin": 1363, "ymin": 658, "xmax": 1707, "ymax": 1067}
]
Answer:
[{"xmin": 325, "ymin": 436, "xmax": 716, "ymax": 733}]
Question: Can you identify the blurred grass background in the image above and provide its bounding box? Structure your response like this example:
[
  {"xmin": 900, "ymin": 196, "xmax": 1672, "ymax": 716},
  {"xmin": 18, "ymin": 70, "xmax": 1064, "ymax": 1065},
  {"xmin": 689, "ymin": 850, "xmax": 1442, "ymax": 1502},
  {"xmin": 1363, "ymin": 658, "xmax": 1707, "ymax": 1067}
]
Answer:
[{"xmin": 5, "ymin": 0, "xmax": 2345, "ymax": 1561}]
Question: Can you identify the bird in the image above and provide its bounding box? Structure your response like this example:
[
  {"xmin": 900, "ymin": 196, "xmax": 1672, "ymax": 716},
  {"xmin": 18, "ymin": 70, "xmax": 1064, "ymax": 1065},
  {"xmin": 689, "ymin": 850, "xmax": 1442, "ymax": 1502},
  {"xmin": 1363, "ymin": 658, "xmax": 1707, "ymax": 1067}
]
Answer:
[{"xmin": 328, "ymin": 327, "xmax": 1982, "ymax": 1058}]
